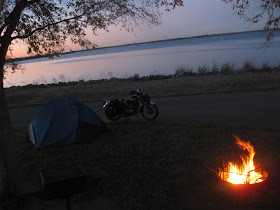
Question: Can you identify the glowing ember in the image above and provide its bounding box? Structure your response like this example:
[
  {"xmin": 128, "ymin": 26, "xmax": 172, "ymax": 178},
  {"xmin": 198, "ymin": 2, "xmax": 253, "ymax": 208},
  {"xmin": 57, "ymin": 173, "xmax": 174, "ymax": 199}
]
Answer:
[{"xmin": 219, "ymin": 135, "xmax": 268, "ymax": 185}]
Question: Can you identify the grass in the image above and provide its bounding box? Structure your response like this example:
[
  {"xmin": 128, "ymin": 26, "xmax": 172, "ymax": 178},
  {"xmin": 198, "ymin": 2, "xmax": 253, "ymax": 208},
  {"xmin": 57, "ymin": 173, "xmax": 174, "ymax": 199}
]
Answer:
[{"xmin": 5, "ymin": 69, "xmax": 280, "ymax": 108}]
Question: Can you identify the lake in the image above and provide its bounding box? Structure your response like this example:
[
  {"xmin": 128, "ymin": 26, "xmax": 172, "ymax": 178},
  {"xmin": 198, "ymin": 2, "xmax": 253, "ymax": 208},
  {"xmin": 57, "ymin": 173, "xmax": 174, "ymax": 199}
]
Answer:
[{"xmin": 4, "ymin": 31, "xmax": 280, "ymax": 88}]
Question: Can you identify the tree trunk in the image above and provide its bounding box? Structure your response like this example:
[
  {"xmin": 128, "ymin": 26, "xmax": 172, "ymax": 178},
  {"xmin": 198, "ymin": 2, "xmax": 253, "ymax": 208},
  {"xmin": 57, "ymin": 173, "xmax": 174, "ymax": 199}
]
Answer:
[
  {"xmin": 0, "ymin": 46, "xmax": 21, "ymax": 198},
  {"xmin": 0, "ymin": 82, "xmax": 9, "ymax": 199},
  {"xmin": 0, "ymin": 0, "xmax": 31, "ymax": 199}
]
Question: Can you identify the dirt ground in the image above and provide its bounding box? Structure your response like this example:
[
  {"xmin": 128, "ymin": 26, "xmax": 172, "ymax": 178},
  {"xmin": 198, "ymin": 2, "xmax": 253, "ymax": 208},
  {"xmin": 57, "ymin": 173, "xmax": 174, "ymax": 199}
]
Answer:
[{"xmin": 3, "ymin": 121, "xmax": 280, "ymax": 209}]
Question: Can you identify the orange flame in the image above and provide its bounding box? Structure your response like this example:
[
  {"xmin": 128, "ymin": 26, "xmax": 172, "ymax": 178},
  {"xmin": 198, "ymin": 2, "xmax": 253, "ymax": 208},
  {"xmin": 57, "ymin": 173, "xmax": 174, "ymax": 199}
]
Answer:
[{"xmin": 219, "ymin": 135, "xmax": 267, "ymax": 184}]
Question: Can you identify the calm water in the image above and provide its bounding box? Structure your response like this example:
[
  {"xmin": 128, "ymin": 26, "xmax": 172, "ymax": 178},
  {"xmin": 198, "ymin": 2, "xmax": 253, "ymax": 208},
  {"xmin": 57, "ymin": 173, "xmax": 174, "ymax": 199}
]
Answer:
[{"xmin": 5, "ymin": 31, "xmax": 280, "ymax": 87}]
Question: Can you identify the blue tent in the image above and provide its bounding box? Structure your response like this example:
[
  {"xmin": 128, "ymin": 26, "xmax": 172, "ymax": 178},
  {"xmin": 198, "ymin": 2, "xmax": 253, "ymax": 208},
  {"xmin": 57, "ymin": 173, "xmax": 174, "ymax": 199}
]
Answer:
[{"xmin": 28, "ymin": 98, "xmax": 106, "ymax": 149}]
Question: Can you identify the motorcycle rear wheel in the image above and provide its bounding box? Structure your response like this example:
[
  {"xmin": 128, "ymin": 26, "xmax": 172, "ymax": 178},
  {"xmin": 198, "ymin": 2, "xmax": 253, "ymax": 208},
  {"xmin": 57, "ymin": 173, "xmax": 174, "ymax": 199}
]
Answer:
[{"xmin": 140, "ymin": 104, "xmax": 158, "ymax": 120}]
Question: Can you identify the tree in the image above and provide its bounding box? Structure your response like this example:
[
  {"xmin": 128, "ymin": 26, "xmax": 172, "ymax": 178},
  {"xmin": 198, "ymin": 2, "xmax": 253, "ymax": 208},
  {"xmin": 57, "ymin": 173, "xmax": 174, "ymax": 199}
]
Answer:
[
  {"xmin": 0, "ymin": 0, "xmax": 183, "ymax": 197},
  {"xmin": 222, "ymin": 0, "xmax": 280, "ymax": 40}
]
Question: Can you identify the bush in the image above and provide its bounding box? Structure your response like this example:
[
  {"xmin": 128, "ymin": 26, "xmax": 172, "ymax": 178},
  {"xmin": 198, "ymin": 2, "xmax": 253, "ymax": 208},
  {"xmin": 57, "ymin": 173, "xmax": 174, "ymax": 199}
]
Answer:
[
  {"xmin": 220, "ymin": 62, "xmax": 235, "ymax": 75},
  {"xmin": 241, "ymin": 60, "xmax": 256, "ymax": 73},
  {"xmin": 211, "ymin": 63, "xmax": 219, "ymax": 75},
  {"xmin": 198, "ymin": 65, "xmax": 210, "ymax": 75},
  {"xmin": 273, "ymin": 65, "xmax": 280, "ymax": 72},
  {"xmin": 132, "ymin": 73, "xmax": 140, "ymax": 81},
  {"xmin": 175, "ymin": 65, "xmax": 194, "ymax": 77},
  {"xmin": 260, "ymin": 61, "xmax": 271, "ymax": 72}
]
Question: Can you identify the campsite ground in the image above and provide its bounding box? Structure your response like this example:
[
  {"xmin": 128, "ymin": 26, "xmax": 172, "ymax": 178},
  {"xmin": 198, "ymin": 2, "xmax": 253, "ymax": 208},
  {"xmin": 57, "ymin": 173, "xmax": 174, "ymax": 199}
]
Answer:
[
  {"xmin": 12, "ymin": 122, "xmax": 280, "ymax": 209},
  {"xmin": 3, "ymin": 72, "xmax": 280, "ymax": 209}
]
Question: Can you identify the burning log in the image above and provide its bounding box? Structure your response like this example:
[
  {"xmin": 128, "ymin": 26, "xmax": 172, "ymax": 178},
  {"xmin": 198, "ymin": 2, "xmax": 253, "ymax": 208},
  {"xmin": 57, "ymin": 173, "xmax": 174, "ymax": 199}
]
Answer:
[{"xmin": 218, "ymin": 135, "xmax": 268, "ymax": 185}]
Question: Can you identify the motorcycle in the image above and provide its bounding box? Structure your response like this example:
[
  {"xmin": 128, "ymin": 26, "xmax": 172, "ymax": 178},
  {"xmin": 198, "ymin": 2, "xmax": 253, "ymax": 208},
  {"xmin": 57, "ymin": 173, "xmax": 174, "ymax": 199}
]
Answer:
[{"xmin": 103, "ymin": 89, "xmax": 158, "ymax": 121}]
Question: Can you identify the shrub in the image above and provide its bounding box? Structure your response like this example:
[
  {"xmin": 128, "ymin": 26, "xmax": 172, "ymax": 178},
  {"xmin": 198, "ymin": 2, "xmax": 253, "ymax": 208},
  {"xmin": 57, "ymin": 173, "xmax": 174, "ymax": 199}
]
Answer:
[
  {"xmin": 198, "ymin": 65, "xmax": 210, "ymax": 75},
  {"xmin": 132, "ymin": 73, "xmax": 140, "ymax": 81},
  {"xmin": 175, "ymin": 65, "xmax": 194, "ymax": 77},
  {"xmin": 274, "ymin": 65, "xmax": 280, "ymax": 72},
  {"xmin": 146, "ymin": 70, "xmax": 161, "ymax": 80},
  {"xmin": 220, "ymin": 62, "xmax": 235, "ymax": 75},
  {"xmin": 261, "ymin": 61, "xmax": 271, "ymax": 72},
  {"xmin": 241, "ymin": 60, "xmax": 256, "ymax": 73},
  {"xmin": 211, "ymin": 63, "xmax": 219, "ymax": 75}
]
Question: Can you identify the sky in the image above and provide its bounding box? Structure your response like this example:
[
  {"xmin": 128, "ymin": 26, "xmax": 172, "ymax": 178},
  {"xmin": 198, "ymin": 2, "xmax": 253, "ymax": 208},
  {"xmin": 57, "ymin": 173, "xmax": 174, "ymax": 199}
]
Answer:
[{"xmin": 11, "ymin": 0, "xmax": 264, "ymax": 58}]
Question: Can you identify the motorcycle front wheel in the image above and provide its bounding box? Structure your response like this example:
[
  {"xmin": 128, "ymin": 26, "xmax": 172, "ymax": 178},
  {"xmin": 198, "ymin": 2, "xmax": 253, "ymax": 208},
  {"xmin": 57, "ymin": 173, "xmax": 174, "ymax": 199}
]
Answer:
[
  {"xmin": 105, "ymin": 104, "xmax": 121, "ymax": 121},
  {"xmin": 140, "ymin": 104, "xmax": 158, "ymax": 120}
]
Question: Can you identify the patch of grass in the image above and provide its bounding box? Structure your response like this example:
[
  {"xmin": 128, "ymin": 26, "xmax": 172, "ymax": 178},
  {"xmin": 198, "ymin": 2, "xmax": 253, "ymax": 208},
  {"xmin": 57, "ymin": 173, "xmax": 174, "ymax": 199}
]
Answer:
[
  {"xmin": 5, "ymin": 60, "xmax": 280, "ymax": 108},
  {"xmin": 5, "ymin": 71, "xmax": 280, "ymax": 108}
]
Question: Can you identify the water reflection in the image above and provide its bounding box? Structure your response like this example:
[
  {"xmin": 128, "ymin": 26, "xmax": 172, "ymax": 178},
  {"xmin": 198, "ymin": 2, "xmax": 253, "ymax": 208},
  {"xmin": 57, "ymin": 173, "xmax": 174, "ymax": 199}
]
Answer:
[{"xmin": 5, "ymin": 31, "xmax": 280, "ymax": 87}]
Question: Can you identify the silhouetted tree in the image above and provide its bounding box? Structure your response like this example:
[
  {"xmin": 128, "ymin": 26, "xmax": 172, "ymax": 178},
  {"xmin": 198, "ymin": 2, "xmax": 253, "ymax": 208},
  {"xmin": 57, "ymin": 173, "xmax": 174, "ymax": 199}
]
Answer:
[
  {"xmin": 222, "ymin": 0, "xmax": 280, "ymax": 40},
  {"xmin": 0, "ymin": 0, "xmax": 183, "ymax": 198}
]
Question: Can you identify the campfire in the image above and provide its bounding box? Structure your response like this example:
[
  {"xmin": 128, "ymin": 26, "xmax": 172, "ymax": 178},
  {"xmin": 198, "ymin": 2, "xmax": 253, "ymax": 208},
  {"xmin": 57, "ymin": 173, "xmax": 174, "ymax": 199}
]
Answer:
[{"xmin": 219, "ymin": 135, "xmax": 268, "ymax": 185}]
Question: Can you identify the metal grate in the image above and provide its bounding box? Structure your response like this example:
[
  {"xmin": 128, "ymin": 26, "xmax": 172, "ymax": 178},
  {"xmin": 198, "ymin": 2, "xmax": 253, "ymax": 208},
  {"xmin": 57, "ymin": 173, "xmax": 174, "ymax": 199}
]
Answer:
[{"xmin": 218, "ymin": 149, "xmax": 268, "ymax": 184}]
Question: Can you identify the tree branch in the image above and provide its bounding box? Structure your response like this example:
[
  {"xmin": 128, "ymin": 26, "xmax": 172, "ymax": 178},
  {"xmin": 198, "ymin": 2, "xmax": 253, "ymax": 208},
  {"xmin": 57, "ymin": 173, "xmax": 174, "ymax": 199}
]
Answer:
[
  {"xmin": 1, "ymin": 0, "xmax": 42, "ymax": 41},
  {"xmin": 11, "ymin": 14, "xmax": 84, "ymax": 40}
]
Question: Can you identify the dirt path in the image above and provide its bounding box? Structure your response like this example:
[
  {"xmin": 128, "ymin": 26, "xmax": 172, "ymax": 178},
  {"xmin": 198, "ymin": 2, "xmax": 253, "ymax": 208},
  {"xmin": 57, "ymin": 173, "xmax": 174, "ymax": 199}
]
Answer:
[{"xmin": 9, "ymin": 90, "xmax": 280, "ymax": 130}]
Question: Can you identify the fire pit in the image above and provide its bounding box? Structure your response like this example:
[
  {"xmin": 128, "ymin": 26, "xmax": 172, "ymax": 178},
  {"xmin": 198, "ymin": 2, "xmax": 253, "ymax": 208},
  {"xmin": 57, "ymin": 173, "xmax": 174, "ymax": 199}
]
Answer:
[
  {"xmin": 218, "ymin": 135, "xmax": 268, "ymax": 185},
  {"xmin": 201, "ymin": 133, "xmax": 278, "ymax": 208}
]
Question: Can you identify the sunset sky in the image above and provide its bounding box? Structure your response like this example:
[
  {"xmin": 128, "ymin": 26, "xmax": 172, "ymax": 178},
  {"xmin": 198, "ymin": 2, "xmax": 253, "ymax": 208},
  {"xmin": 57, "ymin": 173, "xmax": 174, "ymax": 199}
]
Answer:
[{"xmin": 11, "ymin": 0, "xmax": 264, "ymax": 58}]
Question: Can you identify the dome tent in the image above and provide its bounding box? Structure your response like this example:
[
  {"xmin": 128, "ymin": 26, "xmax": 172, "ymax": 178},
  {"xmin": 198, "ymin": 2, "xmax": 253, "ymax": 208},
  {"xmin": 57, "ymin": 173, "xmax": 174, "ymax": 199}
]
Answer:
[{"xmin": 28, "ymin": 98, "xmax": 106, "ymax": 149}]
